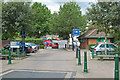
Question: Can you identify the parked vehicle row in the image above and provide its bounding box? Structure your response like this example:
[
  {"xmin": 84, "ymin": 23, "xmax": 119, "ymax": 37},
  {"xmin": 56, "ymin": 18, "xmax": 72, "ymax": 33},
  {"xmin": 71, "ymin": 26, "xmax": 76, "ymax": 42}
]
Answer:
[
  {"xmin": 3, "ymin": 42, "xmax": 40, "ymax": 54},
  {"xmin": 43, "ymin": 39, "xmax": 59, "ymax": 48}
]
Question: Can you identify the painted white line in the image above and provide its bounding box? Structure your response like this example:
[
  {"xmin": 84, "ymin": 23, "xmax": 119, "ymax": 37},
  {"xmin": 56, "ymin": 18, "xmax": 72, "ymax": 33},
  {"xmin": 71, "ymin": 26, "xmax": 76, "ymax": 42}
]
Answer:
[
  {"xmin": 0, "ymin": 70, "xmax": 14, "ymax": 77},
  {"xmin": 65, "ymin": 72, "xmax": 72, "ymax": 78}
]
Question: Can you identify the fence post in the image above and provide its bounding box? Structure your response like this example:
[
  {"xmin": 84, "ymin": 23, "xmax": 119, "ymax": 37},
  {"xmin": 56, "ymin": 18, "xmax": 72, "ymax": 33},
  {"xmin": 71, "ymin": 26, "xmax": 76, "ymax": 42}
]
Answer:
[
  {"xmin": 3, "ymin": 49, "xmax": 5, "ymax": 55},
  {"xmin": 19, "ymin": 48, "xmax": 21, "ymax": 58},
  {"xmin": 78, "ymin": 48, "xmax": 81, "ymax": 65},
  {"xmin": 8, "ymin": 48, "xmax": 12, "ymax": 64},
  {"xmin": 76, "ymin": 47, "xmax": 78, "ymax": 58},
  {"xmin": 84, "ymin": 51, "xmax": 88, "ymax": 73},
  {"xmin": 114, "ymin": 54, "xmax": 119, "ymax": 80},
  {"xmin": 23, "ymin": 51, "xmax": 25, "ymax": 57},
  {"xmin": 92, "ymin": 50, "xmax": 94, "ymax": 59}
]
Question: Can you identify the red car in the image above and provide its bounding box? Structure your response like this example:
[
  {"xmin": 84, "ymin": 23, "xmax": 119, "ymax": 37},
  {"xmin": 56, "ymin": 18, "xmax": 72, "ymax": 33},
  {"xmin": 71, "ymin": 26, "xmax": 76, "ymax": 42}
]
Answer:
[
  {"xmin": 52, "ymin": 43, "xmax": 58, "ymax": 48},
  {"xmin": 43, "ymin": 40, "xmax": 52, "ymax": 46}
]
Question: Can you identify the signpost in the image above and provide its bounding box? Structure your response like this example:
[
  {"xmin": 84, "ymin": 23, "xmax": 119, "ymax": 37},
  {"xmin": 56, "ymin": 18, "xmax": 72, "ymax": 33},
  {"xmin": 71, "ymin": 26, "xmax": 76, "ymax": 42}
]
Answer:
[{"xmin": 20, "ymin": 31, "xmax": 25, "ymax": 57}]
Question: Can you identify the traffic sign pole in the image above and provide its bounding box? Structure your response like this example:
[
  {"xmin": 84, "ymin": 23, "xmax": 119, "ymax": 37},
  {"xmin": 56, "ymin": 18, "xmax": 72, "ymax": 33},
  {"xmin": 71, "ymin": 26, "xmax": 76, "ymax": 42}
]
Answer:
[
  {"xmin": 78, "ymin": 48, "xmax": 81, "ymax": 65},
  {"xmin": 8, "ymin": 48, "xmax": 12, "ymax": 65}
]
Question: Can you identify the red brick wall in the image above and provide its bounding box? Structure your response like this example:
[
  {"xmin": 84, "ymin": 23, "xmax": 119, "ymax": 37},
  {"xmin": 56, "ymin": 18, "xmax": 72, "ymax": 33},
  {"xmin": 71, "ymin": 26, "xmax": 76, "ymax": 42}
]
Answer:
[
  {"xmin": 108, "ymin": 39, "xmax": 110, "ymax": 43},
  {"xmin": 88, "ymin": 39, "xmax": 97, "ymax": 45},
  {"xmin": 0, "ymin": 40, "xmax": 10, "ymax": 47},
  {"xmin": 80, "ymin": 39, "xmax": 88, "ymax": 49}
]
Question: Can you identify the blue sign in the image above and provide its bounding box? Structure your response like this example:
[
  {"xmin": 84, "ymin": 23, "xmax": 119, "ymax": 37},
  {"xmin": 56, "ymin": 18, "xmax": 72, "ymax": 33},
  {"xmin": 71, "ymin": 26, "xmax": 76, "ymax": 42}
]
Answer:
[
  {"xmin": 73, "ymin": 29, "xmax": 79, "ymax": 36},
  {"xmin": 20, "ymin": 31, "xmax": 25, "ymax": 35},
  {"xmin": 21, "ymin": 42, "xmax": 25, "ymax": 46},
  {"xmin": 16, "ymin": 42, "xmax": 20, "ymax": 45}
]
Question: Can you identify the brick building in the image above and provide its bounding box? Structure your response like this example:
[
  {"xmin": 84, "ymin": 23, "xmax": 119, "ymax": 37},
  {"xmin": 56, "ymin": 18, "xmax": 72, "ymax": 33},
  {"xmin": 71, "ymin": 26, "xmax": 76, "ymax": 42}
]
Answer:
[
  {"xmin": 0, "ymin": 40, "xmax": 10, "ymax": 47},
  {"xmin": 79, "ymin": 29, "xmax": 113, "ymax": 49}
]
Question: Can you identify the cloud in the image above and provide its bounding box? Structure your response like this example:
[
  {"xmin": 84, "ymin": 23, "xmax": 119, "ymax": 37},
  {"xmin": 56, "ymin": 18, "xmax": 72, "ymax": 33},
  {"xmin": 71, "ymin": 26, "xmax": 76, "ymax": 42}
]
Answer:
[{"xmin": 32, "ymin": 0, "xmax": 96, "ymax": 14}]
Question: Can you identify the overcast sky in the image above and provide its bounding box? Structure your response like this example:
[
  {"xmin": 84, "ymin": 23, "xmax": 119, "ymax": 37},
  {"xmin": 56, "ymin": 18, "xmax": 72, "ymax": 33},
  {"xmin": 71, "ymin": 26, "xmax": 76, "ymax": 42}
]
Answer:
[
  {"xmin": 4, "ymin": 0, "xmax": 97, "ymax": 15},
  {"xmin": 32, "ymin": 0, "xmax": 97, "ymax": 15}
]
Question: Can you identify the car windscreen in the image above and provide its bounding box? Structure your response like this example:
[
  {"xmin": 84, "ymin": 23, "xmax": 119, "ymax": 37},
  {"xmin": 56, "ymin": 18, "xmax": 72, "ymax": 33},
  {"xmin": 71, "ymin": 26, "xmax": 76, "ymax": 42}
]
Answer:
[
  {"xmin": 94, "ymin": 44, "xmax": 98, "ymax": 48},
  {"xmin": 30, "ymin": 43, "xmax": 36, "ymax": 46}
]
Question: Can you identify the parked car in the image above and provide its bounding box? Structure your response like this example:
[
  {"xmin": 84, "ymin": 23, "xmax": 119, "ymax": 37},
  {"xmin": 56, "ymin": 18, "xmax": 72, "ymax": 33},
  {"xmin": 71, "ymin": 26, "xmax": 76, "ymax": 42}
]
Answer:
[
  {"xmin": 24, "ymin": 45, "xmax": 33, "ymax": 53},
  {"xmin": 52, "ymin": 43, "xmax": 58, "ymax": 48},
  {"xmin": 3, "ymin": 44, "xmax": 10, "ymax": 50},
  {"xmin": 25, "ymin": 43, "xmax": 37, "ymax": 52},
  {"xmin": 90, "ymin": 42, "xmax": 106, "ymax": 52},
  {"xmin": 36, "ymin": 44, "xmax": 39, "ymax": 50},
  {"xmin": 94, "ymin": 42, "xmax": 118, "ymax": 55},
  {"xmin": 43, "ymin": 40, "xmax": 52, "ymax": 46}
]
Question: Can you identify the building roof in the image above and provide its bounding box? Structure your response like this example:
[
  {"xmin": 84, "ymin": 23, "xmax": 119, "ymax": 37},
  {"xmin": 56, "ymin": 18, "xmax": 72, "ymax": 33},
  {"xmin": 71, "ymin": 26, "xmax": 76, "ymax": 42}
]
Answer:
[{"xmin": 79, "ymin": 29, "xmax": 113, "ymax": 38}]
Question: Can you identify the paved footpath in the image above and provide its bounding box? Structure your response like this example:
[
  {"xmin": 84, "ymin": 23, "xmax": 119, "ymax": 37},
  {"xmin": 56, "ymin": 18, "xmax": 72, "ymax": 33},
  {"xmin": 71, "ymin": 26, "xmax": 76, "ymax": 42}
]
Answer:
[{"xmin": 0, "ymin": 49, "xmax": 120, "ymax": 79}]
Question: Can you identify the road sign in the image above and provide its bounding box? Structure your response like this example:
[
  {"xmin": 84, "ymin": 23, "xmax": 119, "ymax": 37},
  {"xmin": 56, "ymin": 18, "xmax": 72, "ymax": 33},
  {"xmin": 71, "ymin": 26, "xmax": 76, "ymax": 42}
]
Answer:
[
  {"xmin": 20, "ymin": 31, "xmax": 25, "ymax": 35},
  {"xmin": 21, "ymin": 42, "xmax": 25, "ymax": 46},
  {"xmin": 16, "ymin": 42, "xmax": 20, "ymax": 45},
  {"xmin": 73, "ymin": 29, "xmax": 79, "ymax": 36},
  {"xmin": 10, "ymin": 42, "xmax": 20, "ymax": 48}
]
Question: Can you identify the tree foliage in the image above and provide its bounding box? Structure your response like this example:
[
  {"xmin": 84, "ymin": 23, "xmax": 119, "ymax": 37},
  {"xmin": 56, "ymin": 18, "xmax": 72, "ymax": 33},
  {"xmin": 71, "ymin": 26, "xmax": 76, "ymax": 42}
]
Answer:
[
  {"xmin": 2, "ymin": 2, "xmax": 33, "ymax": 40},
  {"xmin": 86, "ymin": 2, "xmax": 120, "ymax": 41},
  {"xmin": 49, "ymin": 2, "xmax": 87, "ymax": 39},
  {"xmin": 31, "ymin": 2, "xmax": 51, "ymax": 38}
]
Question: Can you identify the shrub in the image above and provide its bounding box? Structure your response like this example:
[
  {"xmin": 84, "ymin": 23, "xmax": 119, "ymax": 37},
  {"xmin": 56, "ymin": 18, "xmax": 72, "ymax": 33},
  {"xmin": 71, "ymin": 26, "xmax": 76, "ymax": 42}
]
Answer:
[
  {"xmin": 16, "ymin": 38, "xmax": 44, "ymax": 48},
  {"xmin": 39, "ymin": 45, "xmax": 44, "ymax": 49},
  {"xmin": 88, "ymin": 44, "xmax": 96, "ymax": 50},
  {"xmin": 4, "ymin": 49, "xmax": 9, "ymax": 54}
]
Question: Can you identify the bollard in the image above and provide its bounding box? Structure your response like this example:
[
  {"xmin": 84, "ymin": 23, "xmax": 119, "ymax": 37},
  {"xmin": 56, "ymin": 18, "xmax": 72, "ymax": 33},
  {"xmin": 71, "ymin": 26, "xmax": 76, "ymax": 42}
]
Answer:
[
  {"xmin": 8, "ymin": 48, "xmax": 12, "ymax": 64},
  {"xmin": 25, "ymin": 49, "xmax": 27, "ymax": 56},
  {"xmin": 19, "ymin": 48, "xmax": 21, "ymax": 58},
  {"xmin": 23, "ymin": 51, "xmax": 25, "ymax": 57},
  {"xmin": 84, "ymin": 51, "xmax": 88, "ymax": 73},
  {"xmin": 78, "ymin": 48, "xmax": 81, "ymax": 65},
  {"xmin": 114, "ymin": 54, "xmax": 119, "ymax": 80},
  {"xmin": 76, "ymin": 47, "xmax": 78, "ymax": 58},
  {"xmin": 92, "ymin": 50, "xmax": 94, "ymax": 59},
  {"xmin": 3, "ymin": 49, "xmax": 5, "ymax": 55}
]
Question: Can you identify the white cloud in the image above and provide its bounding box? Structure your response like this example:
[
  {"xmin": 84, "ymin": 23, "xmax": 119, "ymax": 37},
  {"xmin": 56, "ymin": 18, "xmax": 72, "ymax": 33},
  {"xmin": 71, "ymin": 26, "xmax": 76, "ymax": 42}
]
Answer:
[{"xmin": 32, "ymin": 0, "xmax": 96, "ymax": 14}]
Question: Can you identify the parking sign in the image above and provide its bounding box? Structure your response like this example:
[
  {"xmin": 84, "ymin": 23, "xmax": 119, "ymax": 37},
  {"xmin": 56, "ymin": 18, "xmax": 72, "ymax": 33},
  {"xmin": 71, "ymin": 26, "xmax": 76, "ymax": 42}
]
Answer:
[{"xmin": 73, "ymin": 29, "xmax": 79, "ymax": 36}]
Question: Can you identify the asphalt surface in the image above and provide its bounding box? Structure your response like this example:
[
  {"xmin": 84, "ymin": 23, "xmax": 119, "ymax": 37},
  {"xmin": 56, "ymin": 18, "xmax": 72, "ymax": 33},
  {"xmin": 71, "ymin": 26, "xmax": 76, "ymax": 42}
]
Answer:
[{"xmin": 1, "ymin": 48, "xmax": 120, "ymax": 79}]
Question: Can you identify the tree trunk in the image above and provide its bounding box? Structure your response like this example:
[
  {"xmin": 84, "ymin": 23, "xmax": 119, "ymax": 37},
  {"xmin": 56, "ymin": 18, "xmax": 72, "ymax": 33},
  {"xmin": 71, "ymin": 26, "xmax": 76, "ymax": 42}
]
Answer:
[{"xmin": 105, "ymin": 32, "xmax": 107, "ymax": 55}]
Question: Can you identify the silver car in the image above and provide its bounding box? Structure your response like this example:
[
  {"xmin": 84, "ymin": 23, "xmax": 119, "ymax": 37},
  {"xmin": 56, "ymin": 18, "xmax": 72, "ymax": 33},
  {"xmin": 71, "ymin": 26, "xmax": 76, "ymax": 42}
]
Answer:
[
  {"xmin": 25, "ymin": 43, "xmax": 37, "ymax": 53},
  {"xmin": 94, "ymin": 42, "xmax": 118, "ymax": 55}
]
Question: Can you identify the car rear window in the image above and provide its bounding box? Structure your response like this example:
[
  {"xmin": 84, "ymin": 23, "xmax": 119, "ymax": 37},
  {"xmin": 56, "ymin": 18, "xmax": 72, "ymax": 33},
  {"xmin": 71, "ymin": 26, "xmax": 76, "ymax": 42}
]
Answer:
[
  {"xmin": 109, "ymin": 44, "xmax": 117, "ymax": 48},
  {"xmin": 100, "ymin": 44, "xmax": 109, "ymax": 48}
]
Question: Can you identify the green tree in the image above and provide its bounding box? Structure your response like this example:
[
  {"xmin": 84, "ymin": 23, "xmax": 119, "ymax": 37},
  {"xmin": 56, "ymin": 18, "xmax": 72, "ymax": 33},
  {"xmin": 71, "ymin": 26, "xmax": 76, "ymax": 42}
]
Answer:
[
  {"xmin": 49, "ymin": 2, "xmax": 87, "ymax": 39},
  {"xmin": 31, "ymin": 2, "xmax": 51, "ymax": 38},
  {"xmin": 86, "ymin": 2, "xmax": 120, "ymax": 54},
  {"xmin": 2, "ymin": 2, "xmax": 33, "ymax": 40}
]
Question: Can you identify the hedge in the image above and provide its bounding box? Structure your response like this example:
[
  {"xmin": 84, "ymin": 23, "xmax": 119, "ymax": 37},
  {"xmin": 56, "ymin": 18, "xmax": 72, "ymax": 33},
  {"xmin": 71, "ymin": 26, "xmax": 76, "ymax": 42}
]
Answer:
[{"xmin": 15, "ymin": 38, "xmax": 44, "ymax": 49}]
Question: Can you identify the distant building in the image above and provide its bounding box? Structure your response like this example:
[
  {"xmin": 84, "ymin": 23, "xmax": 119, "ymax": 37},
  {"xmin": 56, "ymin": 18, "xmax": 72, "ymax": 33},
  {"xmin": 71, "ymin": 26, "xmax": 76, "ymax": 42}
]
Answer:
[
  {"xmin": 79, "ymin": 29, "xmax": 114, "ymax": 49},
  {"xmin": 46, "ymin": 35, "xmax": 59, "ymax": 39}
]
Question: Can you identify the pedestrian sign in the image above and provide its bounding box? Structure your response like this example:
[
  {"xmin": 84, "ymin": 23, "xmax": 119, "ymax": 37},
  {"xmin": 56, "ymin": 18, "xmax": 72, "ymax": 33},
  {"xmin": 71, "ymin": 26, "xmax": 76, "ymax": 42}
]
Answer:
[
  {"xmin": 20, "ymin": 31, "xmax": 25, "ymax": 35},
  {"xmin": 21, "ymin": 42, "xmax": 25, "ymax": 46},
  {"xmin": 73, "ymin": 29, "xmax": 79, "ymax": 36}
]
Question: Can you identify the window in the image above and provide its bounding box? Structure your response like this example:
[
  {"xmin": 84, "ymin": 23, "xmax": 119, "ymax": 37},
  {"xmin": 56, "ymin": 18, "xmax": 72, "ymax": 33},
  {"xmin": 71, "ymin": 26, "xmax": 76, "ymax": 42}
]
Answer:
[
  {"xmin": 109, "ymin": 44, "xmax": 117, "ymax": 48},
  {"xmin": 100, "ymin": 44, "xmax": 105, "ymax": 48}
]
